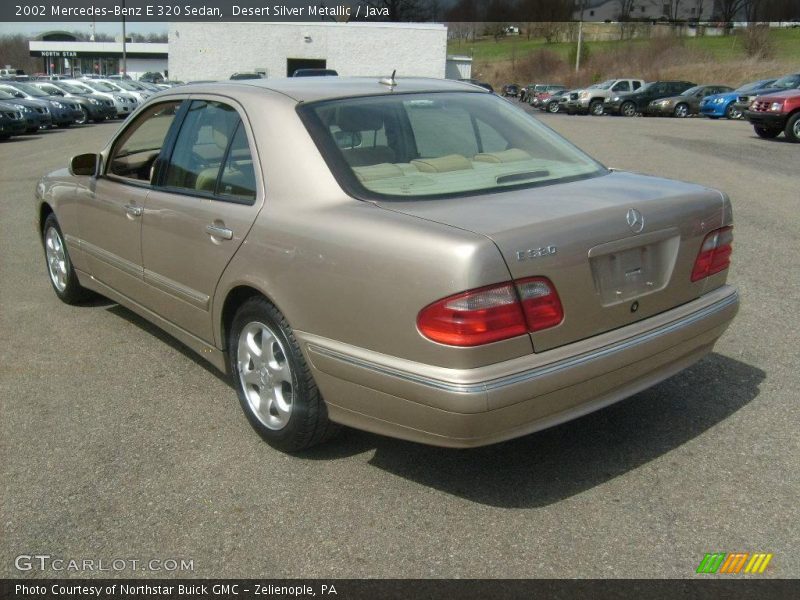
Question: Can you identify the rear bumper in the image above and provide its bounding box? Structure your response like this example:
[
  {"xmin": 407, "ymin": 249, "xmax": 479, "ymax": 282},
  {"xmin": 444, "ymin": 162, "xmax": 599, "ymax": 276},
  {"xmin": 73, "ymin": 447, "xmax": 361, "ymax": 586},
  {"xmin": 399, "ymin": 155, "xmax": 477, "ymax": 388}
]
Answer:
[{"xmin": 300, "ymin": 285, "xmax": 739, "ymax": 448}]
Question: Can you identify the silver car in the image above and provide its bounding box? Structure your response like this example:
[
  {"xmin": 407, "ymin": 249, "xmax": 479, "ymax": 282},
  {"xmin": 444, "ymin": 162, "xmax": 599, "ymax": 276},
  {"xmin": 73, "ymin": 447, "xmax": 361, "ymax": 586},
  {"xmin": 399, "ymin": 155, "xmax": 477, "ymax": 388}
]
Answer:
[{"xmin": 35, "ymin": 77, "xmax": 738, "ymax": 452}]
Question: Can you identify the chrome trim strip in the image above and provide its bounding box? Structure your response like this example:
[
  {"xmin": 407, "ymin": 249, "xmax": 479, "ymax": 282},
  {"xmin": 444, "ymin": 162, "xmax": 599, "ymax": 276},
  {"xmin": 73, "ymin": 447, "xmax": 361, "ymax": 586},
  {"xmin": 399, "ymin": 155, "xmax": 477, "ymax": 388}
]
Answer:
[
  {"xmin": 308, "ymin": 290, "xmax": 739, "ymax": 394},
  {"xmin": 143, "ymin": 269, "xmax": 210, "ymax": 310},
  {"xmin": 81, "ymin": 239, "xmax": 142, "ymax": 278}
]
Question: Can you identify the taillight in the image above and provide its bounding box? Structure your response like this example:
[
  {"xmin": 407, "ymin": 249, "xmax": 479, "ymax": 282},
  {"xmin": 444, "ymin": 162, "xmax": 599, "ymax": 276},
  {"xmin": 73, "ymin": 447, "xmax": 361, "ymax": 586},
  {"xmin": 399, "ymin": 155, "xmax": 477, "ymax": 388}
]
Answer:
[
  {"xmin": 691, "ymin": 226, "xmax": 733, "ymax": 282},
  {"xmin": 417, "ymin": 277, "xmax": 563, "ymax": 347},
  {"xmin": 517, "ymin": 277, "xmax": 564, "ymax": 331}
]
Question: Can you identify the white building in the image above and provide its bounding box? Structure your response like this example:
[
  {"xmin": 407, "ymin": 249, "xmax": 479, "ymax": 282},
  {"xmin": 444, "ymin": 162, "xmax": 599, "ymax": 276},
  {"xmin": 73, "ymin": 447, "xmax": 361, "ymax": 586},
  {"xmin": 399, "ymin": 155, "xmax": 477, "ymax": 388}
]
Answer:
[
  {"xmin": 168, "ymin": 22, "xmax": 449, "ymax": 82},
  {"xmin": 576, "ymin": 0, "xmax": 718, "ymax": 21},
  {"xmin": 29, "ymin": 32, "xmax": 167, "ymax": 79}
]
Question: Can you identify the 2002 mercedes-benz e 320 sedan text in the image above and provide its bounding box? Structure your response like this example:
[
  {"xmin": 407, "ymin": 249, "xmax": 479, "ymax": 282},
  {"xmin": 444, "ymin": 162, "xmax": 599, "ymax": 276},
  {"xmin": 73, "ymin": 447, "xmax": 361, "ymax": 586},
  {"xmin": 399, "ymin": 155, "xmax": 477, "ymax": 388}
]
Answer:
[{"xmin": 36, "ymin": 77, "xmax": 739, "ymax": 451}]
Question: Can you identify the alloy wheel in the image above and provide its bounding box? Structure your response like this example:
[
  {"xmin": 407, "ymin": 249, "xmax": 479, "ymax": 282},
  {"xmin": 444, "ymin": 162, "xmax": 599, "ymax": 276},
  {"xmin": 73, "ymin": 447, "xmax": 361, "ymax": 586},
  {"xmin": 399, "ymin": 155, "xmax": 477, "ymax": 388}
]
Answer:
[
  {"xmin": 237, "ymin": 321, "xmax": 294, "ymax": 430},
  {"xmin": 674, "ymin": 104, "xmax": 689, "ymax": 118},
  {"xmin": 45, "ymin": 226, "xmax": 68, "ymax": 292},
  {"xmin": 622, "ymin": 102, "xmax": 636, "ymax": 117}
]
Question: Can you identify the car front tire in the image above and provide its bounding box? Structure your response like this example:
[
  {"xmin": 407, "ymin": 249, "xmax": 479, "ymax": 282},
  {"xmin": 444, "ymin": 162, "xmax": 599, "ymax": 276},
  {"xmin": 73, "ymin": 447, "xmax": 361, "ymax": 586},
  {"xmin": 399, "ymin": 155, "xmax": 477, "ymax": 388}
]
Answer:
[
  {"xmin": 784, "ymin": 113, "xmax": 800, "ymax": 143},
  {"xmin": 621, "ymin": 101, "xmax": 636, "ymax": 117},
  {"xmin": 76, "ymin": 107, "xmax": 89, "ymax": 125},
  {"xmin": 725, "ymin": 103, "xmax": 741, "ymax": 119},
  {"xmin": 42, "ymin": 214, "xmax": 92, "ymax": 304},
  {"xmin": 673, "ymin": 103, "xmax": 689, "ymax": 118},
  {"xmin": 548, "ymin": 101, "xmax": 560, "ymax": 113},
  {"xmin": 229, "ymin": 297, "xmax": 339, "ymax": 452},
  {"xmin": 754, "ymin": 126, "xmax": 781, "ymax": 139},
  {"xmin": 589, "ymin": 100, "xmax": 604, "ymax": 116}
]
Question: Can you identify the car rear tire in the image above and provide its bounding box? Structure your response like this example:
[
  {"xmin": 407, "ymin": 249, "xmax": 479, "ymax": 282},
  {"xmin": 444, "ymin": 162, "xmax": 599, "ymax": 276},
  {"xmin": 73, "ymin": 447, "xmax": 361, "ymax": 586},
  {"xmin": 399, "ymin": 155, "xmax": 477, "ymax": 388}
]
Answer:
[
  {"xmin": 229, "ymin": 297, "xmax": 339, "ymax": 452},
  {"xmin": 42, "ymin": 214, "xmax": 93, "ymax": 304},
  {"xmin": 76, "ymin": 107, "xmax": 89, "ymax": 125},
  {"xmin": 621, "ymin": 101, "xmax": 636, "ymax": 117},
  {"xmin": 673, "ymin": 103, "xmax": 689, "ymax": 118},
  {"xmin": 784, "ymin": 113, "xmax": 800, "ymax": 143},
  {"xmin": 724, "ymin": 103, "xmax": 741, "ymax": 120},
  {"xmin": 589, "ymin": 100, "xmax": 604, "ymax": 116},
  {"xmin": 754, "ymin": 126, "xmax": 781, "ymax": 139}
]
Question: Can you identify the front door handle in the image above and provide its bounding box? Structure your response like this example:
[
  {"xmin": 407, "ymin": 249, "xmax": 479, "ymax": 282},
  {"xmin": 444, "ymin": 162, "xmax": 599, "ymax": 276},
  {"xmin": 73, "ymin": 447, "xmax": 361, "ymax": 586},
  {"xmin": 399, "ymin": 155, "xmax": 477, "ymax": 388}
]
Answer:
[
  {"xmin": 206, "ymin": 224, "xmax": 233, "ymax": 240},
  {"xmin": 123, "ymin": 204, "xmax": 143, "ymax": 217}
]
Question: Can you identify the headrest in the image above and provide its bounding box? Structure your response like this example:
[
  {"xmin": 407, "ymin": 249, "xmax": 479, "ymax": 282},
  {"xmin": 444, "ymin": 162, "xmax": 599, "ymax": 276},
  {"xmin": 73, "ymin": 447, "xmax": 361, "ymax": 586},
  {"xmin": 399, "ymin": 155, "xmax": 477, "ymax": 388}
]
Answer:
[
  {"xmin": 411, "ymin": 154, "xmax": 473, "ymax": 173},
  {"xmin": 473, "ymin": 148, "xmax": 532, "ymax": 164},
  {"xmin": 352, "ymin": 163, "xmax": 403, "ymax": 182},
  {"xmin": 337, "ymin": 105, "xmax": 384, "ymax": 132}
]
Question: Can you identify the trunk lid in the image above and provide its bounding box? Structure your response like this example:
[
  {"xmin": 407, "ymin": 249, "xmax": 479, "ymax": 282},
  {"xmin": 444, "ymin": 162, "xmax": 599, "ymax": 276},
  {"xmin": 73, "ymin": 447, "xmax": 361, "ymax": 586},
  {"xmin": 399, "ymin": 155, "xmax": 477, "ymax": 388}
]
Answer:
[{"xmin": 377, "ymin": 171, "xmax": 725, "ymax": 352}]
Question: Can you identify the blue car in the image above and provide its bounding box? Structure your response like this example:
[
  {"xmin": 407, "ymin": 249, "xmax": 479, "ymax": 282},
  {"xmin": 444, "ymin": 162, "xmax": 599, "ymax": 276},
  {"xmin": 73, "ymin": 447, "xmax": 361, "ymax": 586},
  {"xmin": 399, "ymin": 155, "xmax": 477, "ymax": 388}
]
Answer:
[{"xmin": 700, "ymin": 78, "xmax": 776, "ymax": 120}]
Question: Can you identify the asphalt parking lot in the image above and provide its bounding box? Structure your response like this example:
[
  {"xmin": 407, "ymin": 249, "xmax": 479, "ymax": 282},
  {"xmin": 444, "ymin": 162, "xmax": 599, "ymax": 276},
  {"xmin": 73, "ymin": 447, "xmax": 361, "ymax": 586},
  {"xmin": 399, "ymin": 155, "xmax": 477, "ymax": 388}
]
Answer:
[{"xmin": 1, "ymin": 111, "xmax": 798, "ymax": 579}]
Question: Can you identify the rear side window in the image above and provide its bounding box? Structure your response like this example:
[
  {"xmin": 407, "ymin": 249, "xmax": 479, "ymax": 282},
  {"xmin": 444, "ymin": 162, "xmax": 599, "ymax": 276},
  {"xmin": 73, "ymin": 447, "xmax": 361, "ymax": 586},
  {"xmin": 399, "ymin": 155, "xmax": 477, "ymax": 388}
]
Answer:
[
  {"xmin": 161, "ymin": 100, "xmax": 257, "ymax": 203},
  {"xmin": 299, "ymin": 92, "xmax": 605, "ymax": 200}
]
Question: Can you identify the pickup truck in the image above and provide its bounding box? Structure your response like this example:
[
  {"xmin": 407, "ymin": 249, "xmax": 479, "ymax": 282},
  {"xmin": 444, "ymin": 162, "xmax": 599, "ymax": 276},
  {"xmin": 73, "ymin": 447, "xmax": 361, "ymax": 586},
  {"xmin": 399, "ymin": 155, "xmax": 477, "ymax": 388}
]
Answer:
[
  {"xmin": 565, "ymin": 78, "xmax": 645, "ymax": 115},
  {"xmin": 744, "ymin": 89, "xmax": 800, "ymax": 142}
]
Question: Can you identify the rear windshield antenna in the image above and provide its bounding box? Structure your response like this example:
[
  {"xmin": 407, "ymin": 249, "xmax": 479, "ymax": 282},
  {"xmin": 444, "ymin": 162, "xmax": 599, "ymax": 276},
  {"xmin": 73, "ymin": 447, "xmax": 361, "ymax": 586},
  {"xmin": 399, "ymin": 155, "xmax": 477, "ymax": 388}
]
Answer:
[{"xmin": 379, "ymin": 70, "xmax": 397, "ymax": 89}]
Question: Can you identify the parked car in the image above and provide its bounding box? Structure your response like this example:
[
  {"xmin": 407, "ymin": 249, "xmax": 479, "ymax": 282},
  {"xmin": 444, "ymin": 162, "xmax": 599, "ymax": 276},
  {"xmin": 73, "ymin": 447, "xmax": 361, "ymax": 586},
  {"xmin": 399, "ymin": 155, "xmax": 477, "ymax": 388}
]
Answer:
[
  {"xmin": 529, "ymin": 85, "xmax": 567, "ymax": 107},
  {"xmin": 35, "ymin": 77, "xmax": 739, "ymax": 451},
  {"xmin": 293, "ymin": 69, "xmax": 338, "ymax": 77},
  {"xmin": 744, "ymin": 89, "xmax": 800, "ymax": 142},
  {"xmin": 68, "ymin": 79, "xmax": 139, "ymax": 117},
  {"xmin": 700, "ymin": 79, "xmax": 777, "ymax": 120},
  {"xmin": 502, "ymin": 83, "xmax": 520, "ymax": 97},
  {"xmin": 732, "ymin": 73, "xmax": 800, "ymax": 117},
  {"xmin": 645, "ymin": 85, "xmax": 734, "ymax": 118},
  {"xmin": 538, "ymin": 89, "xmax": 570, "ymax": 113},
  {"xmin": 519, "ymin": 84, "xmax": 537, "ymax": 103},
  {"xmin": 604, "ymin": 81, "xmax": 696, "ymax": 117},
  {"xmin": 0, "ymin": 82, "xmax": 81, "ymax": 127},
  {"xmin": 95, "ymin": 78, "xmax": 153, "ymax": 103},
  {"xmin": 565, "ymin": 79, "xmax": 646, "ymax": 115},
  {"xmin": 30, "ymin": 81, "xmax": 116, "ymax": 124},
  {"xmin": 0, "ymin": 88, "xmax": 52, "ymax": 131},
  {"xmin": 0, "ymin": 101, "xmax": 27, "ymax": 139},
  {"xmin": 139, "ymin": 72, "xmax": 165, "ymax": 84}
]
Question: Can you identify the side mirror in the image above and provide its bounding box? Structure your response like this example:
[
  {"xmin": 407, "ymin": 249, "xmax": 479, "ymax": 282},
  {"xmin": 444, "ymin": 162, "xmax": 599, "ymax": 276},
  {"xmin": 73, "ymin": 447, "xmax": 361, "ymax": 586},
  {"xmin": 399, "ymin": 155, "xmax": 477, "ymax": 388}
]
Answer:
[{"xmin": 69, "ymin": 153, "xmax": 99, "ymax": 177}]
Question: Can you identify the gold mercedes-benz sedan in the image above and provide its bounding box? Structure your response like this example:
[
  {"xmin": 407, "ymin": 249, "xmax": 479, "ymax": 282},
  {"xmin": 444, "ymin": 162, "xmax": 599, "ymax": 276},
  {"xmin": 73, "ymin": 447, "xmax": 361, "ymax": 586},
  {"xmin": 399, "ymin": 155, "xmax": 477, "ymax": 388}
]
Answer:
[{"xmin": 35, "ymin": 77, "xmax": 738, "ymax": 451}]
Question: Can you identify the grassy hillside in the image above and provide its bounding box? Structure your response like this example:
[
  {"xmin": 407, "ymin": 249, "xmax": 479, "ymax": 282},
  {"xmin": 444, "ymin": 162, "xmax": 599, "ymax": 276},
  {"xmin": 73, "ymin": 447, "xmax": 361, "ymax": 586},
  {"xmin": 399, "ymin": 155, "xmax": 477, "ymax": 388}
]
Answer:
[{"xmin": 448, "ymin": 28, "xmax": 800, "ymax": 88}]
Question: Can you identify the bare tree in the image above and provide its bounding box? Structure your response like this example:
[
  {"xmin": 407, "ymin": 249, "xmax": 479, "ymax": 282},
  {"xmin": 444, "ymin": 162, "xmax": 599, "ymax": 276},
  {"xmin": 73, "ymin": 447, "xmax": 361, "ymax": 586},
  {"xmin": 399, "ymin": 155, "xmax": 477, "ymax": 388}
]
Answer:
[
  {"xmin": 0, "ymin": 35, "xmax": 39, "ymax": 73},
  {"xmin": 617, "ymin": 0, "xmax": 638, "ymax": 20},
  {"xmin": 715, "ymin": 0, "xmax": 747, "ymax": 22},
  {"xmin": 650, "ymin": 0, "xmax": 684, "ymax": 21}
]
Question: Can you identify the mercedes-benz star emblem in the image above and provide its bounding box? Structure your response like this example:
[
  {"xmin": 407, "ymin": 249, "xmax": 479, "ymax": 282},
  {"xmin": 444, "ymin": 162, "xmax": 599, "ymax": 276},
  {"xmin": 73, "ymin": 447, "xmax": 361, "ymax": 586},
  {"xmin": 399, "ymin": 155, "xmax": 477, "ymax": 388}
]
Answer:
[{"xmin": 626, "ymin": 208, "xmax": 645, "ymax": 233}]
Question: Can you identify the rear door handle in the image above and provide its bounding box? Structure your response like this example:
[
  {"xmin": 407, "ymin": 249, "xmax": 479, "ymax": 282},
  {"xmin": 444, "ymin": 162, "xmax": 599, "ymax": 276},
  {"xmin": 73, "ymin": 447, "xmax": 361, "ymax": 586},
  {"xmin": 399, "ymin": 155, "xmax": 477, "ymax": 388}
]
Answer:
[
  {"xmin": 206, "ymin": 224, "xmax": 233, "ymax": 240},
  {"xmin": 123, "ymin": 204, "xmax": 143, "ymax": 217}
]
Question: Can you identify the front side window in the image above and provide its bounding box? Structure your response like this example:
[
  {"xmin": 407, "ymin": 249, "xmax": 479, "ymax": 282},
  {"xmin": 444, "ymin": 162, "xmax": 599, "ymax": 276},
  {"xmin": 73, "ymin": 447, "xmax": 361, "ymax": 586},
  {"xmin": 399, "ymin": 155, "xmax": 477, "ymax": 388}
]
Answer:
[
  {"xmin": 162, "ymin": 100, "xmax": 256, "ymax": 202},
  {"xmin": 108, "ymin": 101, "xmax": 183, "ymax": 182},
  {"xmin": 300, "ymin": 92, "xmax": 605, "ymax": 200},
  {"xmin": 612, "ymin": 81, "xmax": 630, "ymax": 92}
]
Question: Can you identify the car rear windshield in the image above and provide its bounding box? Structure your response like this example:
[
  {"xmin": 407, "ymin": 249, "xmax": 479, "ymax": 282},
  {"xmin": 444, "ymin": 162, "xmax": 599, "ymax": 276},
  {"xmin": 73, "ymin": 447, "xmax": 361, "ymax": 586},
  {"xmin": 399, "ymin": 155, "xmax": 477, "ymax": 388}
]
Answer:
[{"xmin": 299, "ymin": 91, "xmax": 606, "ymax": 200}]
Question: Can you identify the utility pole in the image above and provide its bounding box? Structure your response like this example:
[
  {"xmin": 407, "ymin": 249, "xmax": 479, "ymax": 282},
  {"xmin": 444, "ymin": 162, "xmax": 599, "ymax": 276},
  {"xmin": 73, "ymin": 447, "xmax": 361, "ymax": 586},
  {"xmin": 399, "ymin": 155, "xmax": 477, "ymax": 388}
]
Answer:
[
  {"xmin": 576, "ymin": 0, "xmax": 585, "ymax": 73},
  {"xmin": 121, "ymin": 0, "xmax": 127, "ymax": 77}
]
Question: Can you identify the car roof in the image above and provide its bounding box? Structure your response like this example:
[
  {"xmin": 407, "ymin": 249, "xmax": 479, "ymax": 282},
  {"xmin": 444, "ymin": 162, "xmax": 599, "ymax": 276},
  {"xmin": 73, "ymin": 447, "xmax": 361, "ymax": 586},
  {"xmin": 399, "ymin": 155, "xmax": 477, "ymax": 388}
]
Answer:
[{"xmin": 183, "ymin": 76, "xmax": 488, "ymax": 103}]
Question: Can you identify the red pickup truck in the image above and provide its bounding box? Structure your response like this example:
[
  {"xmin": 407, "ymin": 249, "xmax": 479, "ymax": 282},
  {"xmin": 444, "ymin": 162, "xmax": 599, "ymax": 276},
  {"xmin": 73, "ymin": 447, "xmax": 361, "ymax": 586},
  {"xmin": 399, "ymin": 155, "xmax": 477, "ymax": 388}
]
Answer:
[{"xmin": 744, "ymin": 89, "xmax": 800, "ymax": 142}]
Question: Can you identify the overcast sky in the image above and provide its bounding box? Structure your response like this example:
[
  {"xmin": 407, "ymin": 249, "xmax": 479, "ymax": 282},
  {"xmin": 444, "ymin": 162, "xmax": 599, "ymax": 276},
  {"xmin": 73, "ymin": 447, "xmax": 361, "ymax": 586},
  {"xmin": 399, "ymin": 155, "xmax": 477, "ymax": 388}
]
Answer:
[{"xmin": 0, "ymin": 21, "xmax": 168, "ymax": 38}]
